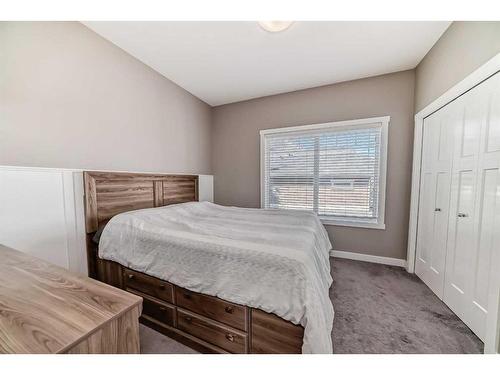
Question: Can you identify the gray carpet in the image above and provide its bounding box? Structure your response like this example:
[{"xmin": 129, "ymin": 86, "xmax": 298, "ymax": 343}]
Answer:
[{"xmin": 140, "ymin": 258, "xmax": 483, "ymax": 354}]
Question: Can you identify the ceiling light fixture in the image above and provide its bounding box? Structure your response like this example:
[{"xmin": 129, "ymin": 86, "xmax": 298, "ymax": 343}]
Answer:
[{"xmin": 258, "ymin": 21, "xmax": 294, "ymax": 33}]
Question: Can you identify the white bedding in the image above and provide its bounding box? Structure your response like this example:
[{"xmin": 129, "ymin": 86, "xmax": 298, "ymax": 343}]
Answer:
[{"xmin": 99, "ymin": 201, "xmax": 334, "ymax": 353}]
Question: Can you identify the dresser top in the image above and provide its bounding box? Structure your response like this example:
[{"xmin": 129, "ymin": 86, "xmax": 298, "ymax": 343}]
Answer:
[{"xmin": 0, "ymin": 245, "xmax": 142, "ymax": 353}]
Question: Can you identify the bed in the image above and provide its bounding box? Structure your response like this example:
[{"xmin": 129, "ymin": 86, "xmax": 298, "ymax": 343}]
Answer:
[{"xmin": 83, "ymin": 171, "xmax": 334, "ymax": 354}]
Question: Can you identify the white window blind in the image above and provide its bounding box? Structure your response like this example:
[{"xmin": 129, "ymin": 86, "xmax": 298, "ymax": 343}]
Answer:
[{"xmin": 261, "ymin": 117, "xmax": 388, "ymax": 228}]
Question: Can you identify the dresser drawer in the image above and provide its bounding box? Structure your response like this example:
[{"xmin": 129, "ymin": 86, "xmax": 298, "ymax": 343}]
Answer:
[
  {"xmin": 140, "ymin": 295, "xmax": 175, "ymax": 327},
  {"xmin": 175, "ymin": 287, "xmax": 247, "ymax": 331},
  {"xmin": 123, "ymin": 269, "xmax": 173, "ymax": 303},
  {"xmin": 177, "ymin": 309, "xmax": 247, "ymax": 353}
]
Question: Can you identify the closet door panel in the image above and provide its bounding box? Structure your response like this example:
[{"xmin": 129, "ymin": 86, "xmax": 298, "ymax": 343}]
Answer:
[
  {"xmin": 465, "ymin": 165, "xmax": 500, "ymax": 340},
  {"xmin": 437, "ymin": 111, "xmax": 454, "ymax": 163},
  {"xmin": 444, "ymin": 170, "xmax": 475, "ymax": 325},
  {"xmin": 461, "ymin": 97, "xmax": 482, "ymax": 158},
  {"xmin": 432, "ymin": 172, "xmax": 451, "ymax": 275},
  {"xmin": 443, "ymin": 94, "xmax": 475, "ymax": 319},
  {"xmin": 415, "ymin": 117, "xmax": 437, "ymax": 274},
  {"xmin": 415, "ymin": 109, "xmax": 453, "ymax": 297},
  {"xmin": 472, "ymin": 169, "xmax": 499, "ymax": 313},
  {"xmin": 443, "ymin": 93, "xmax": 473, "ymax": 306},
  {"xmin": 485, "ymin": 85, "xmax": 500, "ymax": 153},
  {"xmin": 415, "ymin": 172, "xmax": 435, "ymax": 267}
]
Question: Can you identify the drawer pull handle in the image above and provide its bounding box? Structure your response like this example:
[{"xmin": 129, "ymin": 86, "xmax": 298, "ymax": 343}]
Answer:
[
  {"xmin": 458, "ymin": 213, "xmax": 468, "ymax": 218},
  {"xmin": 127, "ymin": 274, "xmax": 134, "ymax": 280},
  {"xmin": 159, "ymin": 283, "xmax": 166, "ymax": 290},
  {"xmin": 184, "ymin": 316, "xmax": 192, "ymax": 323},
  {"xmin": 225, "ymin": 333, "xmax": 235, "ymax": 342},
  {"xmin": 183, "ymin": 293, "xmax": 191, "ymax": 300},
  {"xmin": 434, "ymin": 208, "xmax": 441, "ymax": 212},
  {"xmin": 159, "ymin": 306, "xmax": 167, "ymax": 311},
  {"xmin": 224, "ymin": 306, "xmax": 234, "ymax": 314}
]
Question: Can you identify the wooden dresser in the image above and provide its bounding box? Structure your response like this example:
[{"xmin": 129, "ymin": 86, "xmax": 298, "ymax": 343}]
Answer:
[{"xmin": 0, "ymin": 245, "xmax": 142, "ymax": 354}]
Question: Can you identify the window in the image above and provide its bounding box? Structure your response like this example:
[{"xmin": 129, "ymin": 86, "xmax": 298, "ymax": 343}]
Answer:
[{"xmin": 260, "ymin": 117, "xmax": 388, "ymax": 229}]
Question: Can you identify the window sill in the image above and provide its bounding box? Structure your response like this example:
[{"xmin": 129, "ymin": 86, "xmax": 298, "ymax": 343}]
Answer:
[{"xmin": 320, "ymin": 218, "xmax": 386, "ymax": 230}]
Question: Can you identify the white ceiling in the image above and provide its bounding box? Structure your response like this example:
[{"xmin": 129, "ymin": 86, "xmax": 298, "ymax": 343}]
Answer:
[{"xmin": 83, "ymin": 21, "xmax": 450, "ymax": 106}]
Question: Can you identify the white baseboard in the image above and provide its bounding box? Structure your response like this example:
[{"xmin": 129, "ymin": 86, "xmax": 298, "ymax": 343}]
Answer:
[{"xmin": 330, "ymin": 250, "xmax": 407, "ymax": 268}]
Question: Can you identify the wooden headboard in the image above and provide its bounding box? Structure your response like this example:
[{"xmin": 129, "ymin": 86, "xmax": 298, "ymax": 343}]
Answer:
[{"xmin": 83, "ymin": 171, "xmax": 199, "ymax": 234}]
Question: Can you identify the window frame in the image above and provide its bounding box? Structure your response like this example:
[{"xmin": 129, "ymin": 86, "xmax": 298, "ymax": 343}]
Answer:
[{"xmin": 260, "ymin": 116, "xmax": 389, "ymax": 230}]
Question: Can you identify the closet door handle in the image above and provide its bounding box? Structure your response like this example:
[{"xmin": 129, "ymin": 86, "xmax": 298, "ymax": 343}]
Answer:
[{"xmin": 457, "ymin": 213, "xmax": 468, "ymax": 218}]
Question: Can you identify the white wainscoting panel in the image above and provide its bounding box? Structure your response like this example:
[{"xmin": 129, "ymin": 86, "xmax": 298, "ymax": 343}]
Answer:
[
  {"xmin": 0, "ymin": 166, "xmax": 87, "ymax": 274},
  {"xmin": 198, "ymin": 174, "xmax": 214, "ymax": 202}
]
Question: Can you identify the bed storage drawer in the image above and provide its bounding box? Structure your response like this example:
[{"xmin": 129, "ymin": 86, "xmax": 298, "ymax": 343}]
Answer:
[
  {"xmin": 177, "ymin": 309, "xmax": 247, "ymax": 353},
  {"xmin": 175, "ymin": 287, "xmax": 247, "ymax": 331},
  {"xmin": 141, "ymin": 296, "xmax": 175, "ymax": 327},
  {"xmin": 123, "ymin": 268, "xmax": 174, "ymax": 303}
]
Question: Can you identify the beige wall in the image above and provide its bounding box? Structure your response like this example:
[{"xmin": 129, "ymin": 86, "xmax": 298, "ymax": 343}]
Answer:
[
  {"xmin": 415, "ymin": 21, "xmax": 500, "ymax": 112},
  {"xmin": 0, "ymin": 22, "xmax": 212, "ymax": 174},
  {"xmin": 212, "ymin": 70, "xmax": 415, "ymax": 260}
]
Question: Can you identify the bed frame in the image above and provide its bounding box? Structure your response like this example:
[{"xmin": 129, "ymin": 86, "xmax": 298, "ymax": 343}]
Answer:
[{"xmin": 83, "ymin": 171, "xmax": 304, "ymax": 354}]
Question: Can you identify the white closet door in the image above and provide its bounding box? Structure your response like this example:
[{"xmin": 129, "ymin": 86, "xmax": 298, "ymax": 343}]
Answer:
[
  {"xmin": 415, "ymin": 104, "xmax": 454, "ymax": 297},
  {"xmin": 444, "ymin": 72, "xmax": 500, "ymax": 341}
]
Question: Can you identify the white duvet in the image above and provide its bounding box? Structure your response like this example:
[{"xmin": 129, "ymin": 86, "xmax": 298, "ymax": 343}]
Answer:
[{"xmin": 99, "ymin": 201, "xmax": 334, "ymax": 353}]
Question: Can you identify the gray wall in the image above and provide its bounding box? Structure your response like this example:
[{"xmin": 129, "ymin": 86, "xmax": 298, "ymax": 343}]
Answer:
[
  {"xmin": 5, "ymin": 21, "xmax": 497, "ymax": 261},
  {"xmin": 0, "ymin": 22, "xmax": 212, "ymax": 174},
  {"xmin": 212, "ymin": 70, "xmax": 415, "ymax": 260},
  {"xmin": 415, "ymin": 21, "xmax": 500, "ymax": 112}
]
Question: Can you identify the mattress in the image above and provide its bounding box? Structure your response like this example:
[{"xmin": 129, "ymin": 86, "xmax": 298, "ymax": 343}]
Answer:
[{"xmin": 99, "ymin": 201, "xmax": 334, "ymax": 353}]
